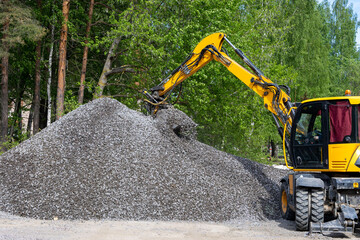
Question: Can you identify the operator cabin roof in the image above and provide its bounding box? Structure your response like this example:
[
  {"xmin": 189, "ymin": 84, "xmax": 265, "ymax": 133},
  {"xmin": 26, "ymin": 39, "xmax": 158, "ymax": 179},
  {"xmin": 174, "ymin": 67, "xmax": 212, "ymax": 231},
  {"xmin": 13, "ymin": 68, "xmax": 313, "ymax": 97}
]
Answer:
[{"xmin": 302, "ymin": 96, "xmax": 360, "ymax": 105}]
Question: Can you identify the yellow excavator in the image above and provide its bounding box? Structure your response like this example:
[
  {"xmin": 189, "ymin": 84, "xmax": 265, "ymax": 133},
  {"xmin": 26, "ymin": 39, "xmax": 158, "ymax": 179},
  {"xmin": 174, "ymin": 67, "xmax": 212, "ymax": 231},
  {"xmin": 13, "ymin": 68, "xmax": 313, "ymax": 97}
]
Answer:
[{"xmin": 143, "ymin": 32, "xmax": 360, "ymax": 233}]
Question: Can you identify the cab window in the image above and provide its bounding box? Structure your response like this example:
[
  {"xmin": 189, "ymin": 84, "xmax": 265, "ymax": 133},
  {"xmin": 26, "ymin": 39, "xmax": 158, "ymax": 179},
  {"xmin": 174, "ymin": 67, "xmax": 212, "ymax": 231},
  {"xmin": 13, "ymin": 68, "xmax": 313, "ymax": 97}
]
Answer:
[
  {"xmin": 292, "ymin": 103, "xmax": 326, "ymax": 169},
  {"xmin": 294, "ymin": 104, "xmax": 322, "ymax": 145},
  {"xmin": 329, "ymin": 101, "xmax": 353, "ymax": 143}
]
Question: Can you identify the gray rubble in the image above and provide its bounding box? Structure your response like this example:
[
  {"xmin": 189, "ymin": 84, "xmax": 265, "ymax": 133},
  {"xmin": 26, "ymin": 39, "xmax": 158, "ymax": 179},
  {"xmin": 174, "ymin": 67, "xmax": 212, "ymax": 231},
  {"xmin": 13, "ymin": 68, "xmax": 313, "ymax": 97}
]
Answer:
[{"xmin": 0, "ymin": 98, "xmax": 287, "ymax": 221}]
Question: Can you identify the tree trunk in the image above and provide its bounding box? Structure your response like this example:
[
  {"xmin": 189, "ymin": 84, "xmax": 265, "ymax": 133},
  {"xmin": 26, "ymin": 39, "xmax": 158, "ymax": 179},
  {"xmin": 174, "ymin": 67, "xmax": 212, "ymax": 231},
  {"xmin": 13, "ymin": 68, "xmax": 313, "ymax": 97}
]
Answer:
[
  {"xmin": 47, "ymin": 11, "xmax": 55, "ymax": 126},
  {"xmin": 78, "ymin": 0, "xmax": 94, "ymax": 104},
  {"xmin": 270, "ymin": 140, "xmax": 278, "ymax": 158},
  {"xmin": 39, "ymin": 98, "xmax": 47, "ymax": 129},
  {"xmin": 94, "ymin": 37, "xmax": 120, "ymax": 98},
  {"xmin": 27, "ymin": 101, "xmax": 34, "ymax": 137},
  {"xmin": 9, "ymin": 76, "xmax": 25, "ymax": 138},
  {"xmin": 1, "ymin": 15, "xmax": 10, "ymax": 146},
  {"xmin": 33, "ymin": 40, "xmax": 41, "ymax": 134},
  {"xmin": 56, "ymin": 0, "xmax": 70, "ymax": 120},
  {"xmin": 33, "ymin": 0, "xmax": 42, "ymax": 133}
]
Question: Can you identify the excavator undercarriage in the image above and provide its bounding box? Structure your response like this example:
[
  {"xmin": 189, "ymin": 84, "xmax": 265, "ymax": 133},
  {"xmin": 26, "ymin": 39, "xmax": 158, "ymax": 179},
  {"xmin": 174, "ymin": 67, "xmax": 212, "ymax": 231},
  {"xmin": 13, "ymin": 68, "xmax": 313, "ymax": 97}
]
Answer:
[{"xmin": 281, "ymin": 172, "xmax": 360, "ymax": 233}]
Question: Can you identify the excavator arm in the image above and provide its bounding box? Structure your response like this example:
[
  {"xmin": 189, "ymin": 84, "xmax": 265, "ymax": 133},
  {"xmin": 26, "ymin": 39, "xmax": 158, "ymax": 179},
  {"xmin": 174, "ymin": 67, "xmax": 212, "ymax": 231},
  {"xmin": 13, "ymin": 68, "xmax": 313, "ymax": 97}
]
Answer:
[{"xmin": 143, "ymin": 32, "xmax": 294, "ymax": 147}]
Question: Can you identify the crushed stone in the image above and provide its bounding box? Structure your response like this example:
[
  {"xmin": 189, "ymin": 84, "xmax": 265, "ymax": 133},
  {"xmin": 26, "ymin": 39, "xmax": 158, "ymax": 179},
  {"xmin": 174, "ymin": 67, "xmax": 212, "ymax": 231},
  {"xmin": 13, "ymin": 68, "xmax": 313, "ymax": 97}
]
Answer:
[{"xmin": 0, "ymin": 98, "xmax": 288, "ymax": 221}]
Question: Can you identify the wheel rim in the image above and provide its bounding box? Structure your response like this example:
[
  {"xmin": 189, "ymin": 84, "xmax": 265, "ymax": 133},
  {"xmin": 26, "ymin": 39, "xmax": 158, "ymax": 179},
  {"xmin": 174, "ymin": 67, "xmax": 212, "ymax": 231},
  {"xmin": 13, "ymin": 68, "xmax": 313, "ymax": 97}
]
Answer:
[{"xmin": 281, "ymin": 190, "xmax": 288, "ymax": 213}]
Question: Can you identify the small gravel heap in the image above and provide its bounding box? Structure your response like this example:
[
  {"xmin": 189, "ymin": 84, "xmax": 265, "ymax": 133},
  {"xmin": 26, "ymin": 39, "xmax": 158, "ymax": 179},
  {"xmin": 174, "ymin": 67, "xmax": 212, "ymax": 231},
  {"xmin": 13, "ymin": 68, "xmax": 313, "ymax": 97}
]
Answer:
[{"xmin": 0, "ymin": 98, "xmax": 287, "ymax": 221}]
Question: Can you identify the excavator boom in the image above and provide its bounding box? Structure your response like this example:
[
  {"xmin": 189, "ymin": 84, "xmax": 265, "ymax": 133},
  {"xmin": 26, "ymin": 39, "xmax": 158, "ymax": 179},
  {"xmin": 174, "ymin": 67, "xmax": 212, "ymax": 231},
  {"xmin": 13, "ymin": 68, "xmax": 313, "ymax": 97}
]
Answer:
[{"xmin": 144, "ymin": 32, "xmax": 293, "ymax": 142}]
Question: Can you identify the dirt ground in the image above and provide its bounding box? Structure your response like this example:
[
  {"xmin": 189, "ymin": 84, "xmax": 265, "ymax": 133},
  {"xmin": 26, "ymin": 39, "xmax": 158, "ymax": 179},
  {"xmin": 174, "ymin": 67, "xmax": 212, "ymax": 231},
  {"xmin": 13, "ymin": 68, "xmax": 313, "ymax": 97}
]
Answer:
[{"xmin": 1, "ymin": 212, "xmax": 359, "ymax": 240}]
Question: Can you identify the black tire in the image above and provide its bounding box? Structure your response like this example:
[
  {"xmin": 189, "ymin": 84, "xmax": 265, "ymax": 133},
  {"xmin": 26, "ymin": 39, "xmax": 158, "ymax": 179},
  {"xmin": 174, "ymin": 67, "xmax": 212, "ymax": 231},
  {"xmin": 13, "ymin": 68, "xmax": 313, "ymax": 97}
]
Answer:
[
  {"xmin": 311, "ymin": 189, "xmax": 324, "ymax": 223},
  {"xmin": 295, "ymin": 188, "xmax": 310, "ymax": 231},
  {"xmin": 280, "ymin": 182, "xmax": 295, "ymax": 220}
]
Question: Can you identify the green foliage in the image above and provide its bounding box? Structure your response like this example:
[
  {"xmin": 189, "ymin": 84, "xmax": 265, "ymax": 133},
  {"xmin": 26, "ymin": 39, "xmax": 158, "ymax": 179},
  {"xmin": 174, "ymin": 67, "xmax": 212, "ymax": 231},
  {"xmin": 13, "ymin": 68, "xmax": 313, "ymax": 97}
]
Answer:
[
  {"xmin": 0, "ymin": 139, "xmax": 21, "ymax": 155},
  {"xmin": 0, "ymin": 121, "xmax": 28, "ymax": 155},
  {"xmin": 0, "ymin": 0, "xmax": 46, "ymax": 57},
  {"xmin": 64, "ymin": 90, "xmax": 80, "ymax": 113},
  {"xmin": 281, "ymin": 0, "xmax": 332, "ymax": 100},
  {"xmin": 3, "ymin": 0, "xmax": 360, "ymax": 162}
]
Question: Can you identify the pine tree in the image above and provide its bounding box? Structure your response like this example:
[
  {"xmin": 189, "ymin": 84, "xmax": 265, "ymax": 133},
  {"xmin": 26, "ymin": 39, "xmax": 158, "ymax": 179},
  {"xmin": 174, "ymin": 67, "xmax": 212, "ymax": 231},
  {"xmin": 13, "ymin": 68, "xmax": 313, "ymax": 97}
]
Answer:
[
  {"xmin": 56, "ymin": 0, "xmax": 70, "ymax": 120},
  {"xmin": 0, "ymin": 0, "xmax": 45, "ymax": 146}
]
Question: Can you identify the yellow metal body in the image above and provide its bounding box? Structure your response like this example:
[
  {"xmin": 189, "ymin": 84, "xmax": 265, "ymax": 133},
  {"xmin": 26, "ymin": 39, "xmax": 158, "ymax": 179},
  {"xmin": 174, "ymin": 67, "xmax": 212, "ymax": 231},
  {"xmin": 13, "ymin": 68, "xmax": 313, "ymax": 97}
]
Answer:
[
  {"xmin": 291, "ymin": 144, "xmax": 360, "ymax": 172},
  {"xmin": 159, "ymin": 33, "xmax": 226, "ymax": 95},
  {"xmin": 302, "ymin": 96, "xmax": 360, "ymax": 105},
  {"xmin": 328, "ymin": 144, "xmax": 359, "ymax": 171}
]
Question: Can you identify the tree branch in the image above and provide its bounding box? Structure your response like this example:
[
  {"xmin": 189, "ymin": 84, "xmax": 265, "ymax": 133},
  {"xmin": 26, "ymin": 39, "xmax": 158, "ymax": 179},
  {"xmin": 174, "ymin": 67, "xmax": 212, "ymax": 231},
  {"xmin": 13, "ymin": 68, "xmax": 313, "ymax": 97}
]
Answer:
[
  {"xmin": 104, "ymin": 94, "xmax": 132, "ymax": 98},
  {"xmin": 90, "ymin": 20, "xmax": 116, "ymax": 27},
  {"xmin": 104, "ymin": 65, "xmax": 136, "ymax": 77},
  {"xmin": 94, "ymin": 2, "xmax": 122, "ymax": 12}
]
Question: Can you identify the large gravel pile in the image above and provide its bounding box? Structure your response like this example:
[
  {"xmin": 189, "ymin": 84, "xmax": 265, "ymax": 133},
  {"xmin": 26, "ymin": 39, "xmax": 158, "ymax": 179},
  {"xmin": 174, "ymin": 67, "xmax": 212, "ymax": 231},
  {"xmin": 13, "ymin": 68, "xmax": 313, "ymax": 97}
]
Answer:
[{"xmin": 0, "ymin": 98, "xmax": 287, "ymax": 221}]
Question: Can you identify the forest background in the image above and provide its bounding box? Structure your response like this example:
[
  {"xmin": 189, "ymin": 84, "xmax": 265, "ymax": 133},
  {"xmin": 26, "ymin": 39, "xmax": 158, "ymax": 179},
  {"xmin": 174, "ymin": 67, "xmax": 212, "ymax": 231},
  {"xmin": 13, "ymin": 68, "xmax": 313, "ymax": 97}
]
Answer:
[{"xmin": 0, "ymin": 0, "xmax": 359, "ymax": 161}]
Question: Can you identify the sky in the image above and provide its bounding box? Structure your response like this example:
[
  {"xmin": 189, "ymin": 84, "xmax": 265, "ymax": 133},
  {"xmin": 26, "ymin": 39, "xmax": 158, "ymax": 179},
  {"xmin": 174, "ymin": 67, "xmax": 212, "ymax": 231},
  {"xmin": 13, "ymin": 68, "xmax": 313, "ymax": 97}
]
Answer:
[
  {"xmin": 326, "ymin": 0, "xmax": 360, "ymax": 47},
  {"xmin": 347, "ymin": 0, "xmax": 360, "ymax": 47}
]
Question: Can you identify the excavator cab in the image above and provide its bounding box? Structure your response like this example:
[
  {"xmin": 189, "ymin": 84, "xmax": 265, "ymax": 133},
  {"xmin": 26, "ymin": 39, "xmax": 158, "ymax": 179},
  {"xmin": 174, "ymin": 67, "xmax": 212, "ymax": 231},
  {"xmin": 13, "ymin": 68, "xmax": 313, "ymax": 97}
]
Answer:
[{"xmin": 288, "ymin": 98, "xmax": 360, "ymax": 172}]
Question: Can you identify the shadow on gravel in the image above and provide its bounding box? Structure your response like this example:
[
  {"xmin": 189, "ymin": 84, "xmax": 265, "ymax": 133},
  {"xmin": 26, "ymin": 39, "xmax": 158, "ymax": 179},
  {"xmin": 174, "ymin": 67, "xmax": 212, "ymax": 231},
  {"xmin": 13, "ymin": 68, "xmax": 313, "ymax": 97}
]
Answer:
[
  {"xmin": 322, "ymin": 228, "xmax": 360, "ymax": 238},
  {"xmin": 275, "ymin": 218, "xmax": 296, "ymax": 231},
  {"xmin": 233, "ymin": 155, "xmax": 286, "ymax": 220},
  {"xmin": 322, "ymin": 233, "xmax": 350, "ymax": 238},
  {"xmin": 276, "ymin": 219, "xmax": 360, "ymax": 238}
]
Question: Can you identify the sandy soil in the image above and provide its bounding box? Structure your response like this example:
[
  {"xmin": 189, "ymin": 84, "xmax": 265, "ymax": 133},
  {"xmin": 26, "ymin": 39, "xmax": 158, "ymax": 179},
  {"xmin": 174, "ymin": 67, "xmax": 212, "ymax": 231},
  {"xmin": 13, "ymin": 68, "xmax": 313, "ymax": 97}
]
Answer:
[{"xmin": 1, "ymin": 212, "xmax": 359, "ymax": 240}]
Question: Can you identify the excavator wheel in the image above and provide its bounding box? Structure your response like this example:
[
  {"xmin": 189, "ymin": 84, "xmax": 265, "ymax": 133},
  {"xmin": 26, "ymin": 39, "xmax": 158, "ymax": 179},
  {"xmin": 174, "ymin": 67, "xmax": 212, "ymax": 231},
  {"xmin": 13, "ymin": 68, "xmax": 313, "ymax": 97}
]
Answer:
[
  {"xmin": 280, "ymin": 182, "xmax": 295, "ymax": 220},
  {"xmin": 295, "ymin": 188, "xmax": 310, "ymax": 231},
  {"xmin": 310, "ymin": 189, "xmax": 324, "ymax": 223}
]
